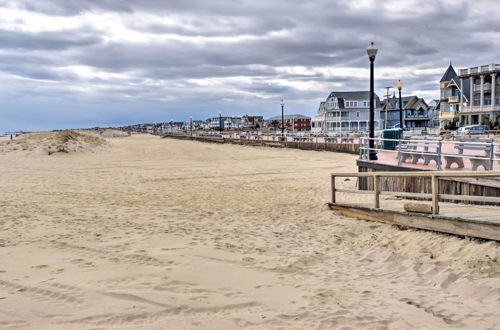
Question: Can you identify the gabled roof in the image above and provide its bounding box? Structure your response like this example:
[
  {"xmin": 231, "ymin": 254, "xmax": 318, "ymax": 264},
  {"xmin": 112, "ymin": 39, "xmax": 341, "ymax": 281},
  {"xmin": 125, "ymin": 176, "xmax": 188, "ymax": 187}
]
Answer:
[
  {"xmin": 383, "ymin": 96, "xmax": 417, "ymax": 110},
  {"xmin": 328, "ymin": 91, "xmax": 371, "ymax": 100},
  {"xmin": 440, "ymin": 64, "xmax": 457, "ymax": 82},
  {"xmin": 266, "ymin": 114, "xmax": 311, "ymax": 121},
  {"xmin": 326, "ymin": 91, "xmax": 381, "ymax": 108}
]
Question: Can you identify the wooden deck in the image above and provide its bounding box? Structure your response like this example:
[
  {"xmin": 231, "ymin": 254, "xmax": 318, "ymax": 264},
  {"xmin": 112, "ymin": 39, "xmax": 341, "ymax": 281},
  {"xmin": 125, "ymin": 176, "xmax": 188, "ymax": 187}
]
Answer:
[
  {"xmin": 330, "ymin": 171, "xmax": 500, "ymax": 241},
  {"xmin": 329, "ymin": 197, "xmax": 500, "ymax": 241}
]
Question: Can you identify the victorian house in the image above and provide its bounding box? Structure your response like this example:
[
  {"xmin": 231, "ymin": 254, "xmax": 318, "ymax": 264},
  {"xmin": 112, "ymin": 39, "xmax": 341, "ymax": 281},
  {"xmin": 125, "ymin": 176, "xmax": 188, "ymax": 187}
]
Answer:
[
  {"xmin": 381, "ymin": 95, "xmax": 433, "ymax": 129},
  {"xmin": 311, "ymin": 91, "xmax": 382, "ymax": 132},
  {"xmin": 439, "ymin": 64, "xmax": 470, "ymax": 129}
]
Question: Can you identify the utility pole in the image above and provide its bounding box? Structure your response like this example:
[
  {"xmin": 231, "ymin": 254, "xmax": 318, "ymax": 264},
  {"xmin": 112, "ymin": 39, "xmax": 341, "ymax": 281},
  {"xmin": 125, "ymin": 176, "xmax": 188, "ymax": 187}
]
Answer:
[{"xmin": 384, "ymin": 87, "xmax": 392, "ymax": 129}]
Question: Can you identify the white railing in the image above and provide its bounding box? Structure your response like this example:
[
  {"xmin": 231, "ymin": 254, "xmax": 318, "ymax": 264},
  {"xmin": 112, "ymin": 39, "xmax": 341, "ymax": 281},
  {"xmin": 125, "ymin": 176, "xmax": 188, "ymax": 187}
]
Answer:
[{"xmin": 359, "ymin": 136, "xmax": 500, "ymax": 171}]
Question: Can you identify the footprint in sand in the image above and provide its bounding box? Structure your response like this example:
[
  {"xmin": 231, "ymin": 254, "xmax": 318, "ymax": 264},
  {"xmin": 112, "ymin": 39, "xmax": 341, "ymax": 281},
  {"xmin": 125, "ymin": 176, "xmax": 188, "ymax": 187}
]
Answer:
[{"xmin": 31, "ymin": 265, "xmax": 49, "ymax": 269}]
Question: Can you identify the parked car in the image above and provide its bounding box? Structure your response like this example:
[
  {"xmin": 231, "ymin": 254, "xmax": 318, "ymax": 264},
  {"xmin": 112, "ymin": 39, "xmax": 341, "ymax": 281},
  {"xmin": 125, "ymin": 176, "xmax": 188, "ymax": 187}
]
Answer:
[{"xmin": 453, "ymin": 125, "xmax": 487, "ymax": 136}]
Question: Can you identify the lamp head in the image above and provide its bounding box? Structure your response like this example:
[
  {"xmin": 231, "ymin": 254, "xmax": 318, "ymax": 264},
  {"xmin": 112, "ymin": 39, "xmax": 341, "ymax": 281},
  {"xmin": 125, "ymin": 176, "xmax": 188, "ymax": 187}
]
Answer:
[
  {"xmin": 396, "ymin": 80, "xmax": 404, "ymax": 90},
  {"xmin": 366, "ymin": 42, "xmax": 378, "ymax": 61},
  {"xmin": 280, "ymin": 98, "xmax": 284, "ymax": 106}
]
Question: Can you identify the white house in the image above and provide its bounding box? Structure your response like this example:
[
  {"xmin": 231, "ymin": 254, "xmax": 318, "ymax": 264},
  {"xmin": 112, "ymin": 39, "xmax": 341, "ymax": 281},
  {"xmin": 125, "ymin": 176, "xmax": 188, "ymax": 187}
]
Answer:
[{"xmin": 311, "ymin": 91, "xmax": 382, "ymax": 132}]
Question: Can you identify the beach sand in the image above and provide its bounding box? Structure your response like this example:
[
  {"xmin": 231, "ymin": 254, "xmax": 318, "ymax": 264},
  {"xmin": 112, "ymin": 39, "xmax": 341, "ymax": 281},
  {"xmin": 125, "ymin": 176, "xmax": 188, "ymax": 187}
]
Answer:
[{"xmin": 1, "ymin": 134, "xmax": 500, "ymax": 329}]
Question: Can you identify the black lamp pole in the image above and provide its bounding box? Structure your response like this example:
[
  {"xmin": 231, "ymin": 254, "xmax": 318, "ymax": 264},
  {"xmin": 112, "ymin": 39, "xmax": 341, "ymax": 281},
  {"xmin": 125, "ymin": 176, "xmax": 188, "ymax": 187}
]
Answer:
[
  {"xmin": 397, "ymin": 80, "xmax": 404, "ymax": 130},
  {"xmin": 280, "ymin": 98, "xmax": 285, "ymax": 138},
  {"xmin": 219, "ymin": 112, "xmax": 222, "ymax": 135},
  {"xmin": 190, "ymin": 116, "xmax": 193, "ymax": 136},
  {"xmin": 367, "ymin": 42, "xmax": 378, "ymax": 160}
]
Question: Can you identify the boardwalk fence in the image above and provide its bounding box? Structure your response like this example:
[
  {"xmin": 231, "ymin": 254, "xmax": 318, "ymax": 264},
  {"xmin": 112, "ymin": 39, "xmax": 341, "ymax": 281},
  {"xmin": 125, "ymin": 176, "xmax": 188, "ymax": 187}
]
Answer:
[{"xmin": 331, "ymin": 171, "xmax": 500, "ymax": 215}]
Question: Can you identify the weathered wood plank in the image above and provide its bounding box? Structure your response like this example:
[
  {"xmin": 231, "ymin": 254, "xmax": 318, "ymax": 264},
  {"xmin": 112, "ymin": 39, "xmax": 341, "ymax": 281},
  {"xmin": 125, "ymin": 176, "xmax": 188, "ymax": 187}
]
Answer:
[{"xmin": 328, "ymin": 203, "xmax": 500, "ymax": 241}]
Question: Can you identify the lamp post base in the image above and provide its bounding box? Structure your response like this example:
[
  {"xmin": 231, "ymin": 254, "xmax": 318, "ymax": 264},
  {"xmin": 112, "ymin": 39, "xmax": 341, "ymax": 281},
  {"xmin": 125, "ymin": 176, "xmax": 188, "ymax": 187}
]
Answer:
[{"xmin": 369, "ymin": 151, "xmax": 378, "ymax": 160}]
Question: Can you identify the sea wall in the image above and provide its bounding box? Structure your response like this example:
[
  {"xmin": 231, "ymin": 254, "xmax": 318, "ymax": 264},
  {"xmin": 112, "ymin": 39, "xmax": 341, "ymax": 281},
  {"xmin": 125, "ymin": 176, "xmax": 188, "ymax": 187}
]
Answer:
[{"xmin": 162, "ymin": 134, "xmax": 360, "ymax": 154}]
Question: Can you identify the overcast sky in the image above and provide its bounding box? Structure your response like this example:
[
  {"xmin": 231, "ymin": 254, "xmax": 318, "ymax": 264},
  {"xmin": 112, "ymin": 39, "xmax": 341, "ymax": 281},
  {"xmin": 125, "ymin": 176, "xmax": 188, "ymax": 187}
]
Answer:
[{"xmin": 1, "ymin": 0, "xmax": 499, "ymax": 131}]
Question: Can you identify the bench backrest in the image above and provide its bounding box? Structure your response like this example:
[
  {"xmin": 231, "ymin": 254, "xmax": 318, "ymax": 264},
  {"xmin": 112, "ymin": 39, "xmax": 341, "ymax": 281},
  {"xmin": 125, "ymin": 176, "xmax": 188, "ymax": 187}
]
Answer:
[
  {"xmin": 398, "ymin": 137, "xmax": 442, "ymax": 152},
  {"xmin": 455, "ymin": 138, "xmax": 493, "ymax": 155}
]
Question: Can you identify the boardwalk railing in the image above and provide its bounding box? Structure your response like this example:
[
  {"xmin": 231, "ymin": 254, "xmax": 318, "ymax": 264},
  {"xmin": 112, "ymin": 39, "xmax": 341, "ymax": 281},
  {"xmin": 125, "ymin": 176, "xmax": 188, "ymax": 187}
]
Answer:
[
  {"xmin": 162, "ymin": 131, "xmax": 372, "ymax": 145},
  {"xmin": 331, "ymin": 171, "xmax": 500, "ymax": 215},
  {"xmin": 359, "ymin": 137, "xmax": 500, "ymax": 171}
]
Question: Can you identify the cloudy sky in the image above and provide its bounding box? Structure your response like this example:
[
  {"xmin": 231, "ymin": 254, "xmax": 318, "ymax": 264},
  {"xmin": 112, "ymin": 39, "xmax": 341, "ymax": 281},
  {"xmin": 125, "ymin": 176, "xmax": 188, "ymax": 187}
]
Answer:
[{"xmin": 1, "ymin": 0, "xmax": 499, "ymax": 131}]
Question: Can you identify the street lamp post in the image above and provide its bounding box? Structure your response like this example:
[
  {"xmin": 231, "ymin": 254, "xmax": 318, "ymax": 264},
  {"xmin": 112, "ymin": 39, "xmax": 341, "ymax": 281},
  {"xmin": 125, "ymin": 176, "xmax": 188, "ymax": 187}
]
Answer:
[
  {"xmin": 396, "ymin": 80, "xmax": 404, "ymax": 130},
  {"xmin": 219, "ymin": 112, "xmax": 222, "ymax": 135},
  {"xmin": 366, "ymin": 42, "xmax": 378, "ymax": 160},
  {"xmin": 190, "ymin": 116, "xmax": 193, "ymax": 136},
  {"xmin": 280, "ymin": 98, "xmax": 285, "ymax": 140}
]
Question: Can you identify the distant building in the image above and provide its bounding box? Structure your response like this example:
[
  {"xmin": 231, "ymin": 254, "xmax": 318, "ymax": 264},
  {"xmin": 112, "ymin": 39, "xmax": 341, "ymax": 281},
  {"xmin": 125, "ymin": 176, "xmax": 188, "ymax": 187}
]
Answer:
[
  {"xmin": 241, "ymin": 115, "xmax": 264, "ymax": 129},
  {"xmin": 382, "ymin": 95, "xmax": 432, "ymax": 129},
  {"xmin": 265, "ymin": 114, "xmax": 311, "ymax": 132},
  {"xmin": 458, "ymin": 63, "xmax": 500, "ymax": 126},
  {"xmin": 223, "ymin": 117, "xmax": 243, "ymax": 130},
  {"xmin": 207, "ymin": 116, "xmax": 229, "ymax": 130},
  {"xmin": 427, "ymin": 99, "xmax": 440, "ymax": 128},
  {"xmin": 311, "ymin": 91, "xmax": 381, "ymax": 132}
]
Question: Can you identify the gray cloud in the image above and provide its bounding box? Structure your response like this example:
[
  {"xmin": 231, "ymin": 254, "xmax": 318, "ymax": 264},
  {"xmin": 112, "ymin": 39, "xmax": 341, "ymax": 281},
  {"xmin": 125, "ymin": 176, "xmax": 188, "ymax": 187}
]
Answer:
[
  {"xmin": 0, "ymin": 0, "xmax": 499, "ymax": 131},
  {"xmin": 0, "ymin": 28, "xmax": 102, "ymax": 50}
]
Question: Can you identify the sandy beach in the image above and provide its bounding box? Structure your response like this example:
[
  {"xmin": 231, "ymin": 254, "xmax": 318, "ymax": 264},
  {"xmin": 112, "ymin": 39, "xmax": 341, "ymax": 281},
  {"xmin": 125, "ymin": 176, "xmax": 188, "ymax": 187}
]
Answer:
[{"xmin": 1, "ymin": 133, "xmax": 500, "ymax": 329}]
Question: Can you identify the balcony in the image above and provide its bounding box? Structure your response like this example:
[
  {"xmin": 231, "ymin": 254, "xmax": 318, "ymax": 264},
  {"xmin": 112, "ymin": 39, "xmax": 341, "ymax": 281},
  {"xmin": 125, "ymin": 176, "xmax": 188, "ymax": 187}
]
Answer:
[
  {"xmin": 460, "ymin": 105, "xmax": 500, "ymax": 113},
  {"xmin": 405, "ymin": 114, "xmax": 429, "ymax": 120},
  {"xmin": 448, "ymin": 95, "xmax": 459, "ymax": 103},
  {"xmin": 459, "ymin": 64, "xmax": 500, "ymax": 76},
  {"xmin": 473, "ymin": 83, "xmax": 492, "ymax": 92}
]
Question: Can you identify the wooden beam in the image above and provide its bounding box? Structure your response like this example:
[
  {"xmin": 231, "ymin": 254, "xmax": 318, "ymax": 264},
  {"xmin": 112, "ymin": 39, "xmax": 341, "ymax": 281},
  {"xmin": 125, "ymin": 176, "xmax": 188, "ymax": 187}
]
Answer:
[
  {"xmin": 432, "ymin": 175, "xmax": 439, "ymax": 215},
  {"xmin": 328, "ymin": 203, "xmax": 500, "ymax": 241}
]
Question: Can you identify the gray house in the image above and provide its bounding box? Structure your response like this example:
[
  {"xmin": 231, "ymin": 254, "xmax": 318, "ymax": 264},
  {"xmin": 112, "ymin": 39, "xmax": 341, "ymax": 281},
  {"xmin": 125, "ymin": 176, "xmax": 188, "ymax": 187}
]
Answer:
[
  {"xmin": 311, "ymin": 91, "xmax": 382, "ymax": 132},
  {"xmin": 381, "ymin": 95, "xmax": 433, "ymax": 129}
]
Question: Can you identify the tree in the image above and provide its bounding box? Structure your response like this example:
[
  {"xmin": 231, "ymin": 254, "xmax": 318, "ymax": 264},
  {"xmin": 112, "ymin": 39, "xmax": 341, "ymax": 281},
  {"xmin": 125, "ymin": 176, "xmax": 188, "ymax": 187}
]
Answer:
[
  {"xmin": 270, "ymin": 120, "xmax": 280, "ymax": 129},
  {"xmin": 481, "ymin": 115, "xmax": 500, "ymax": 130},
  {"xmin": 444, "ymin": 118, "xmax": 459, "ymax": 131}
]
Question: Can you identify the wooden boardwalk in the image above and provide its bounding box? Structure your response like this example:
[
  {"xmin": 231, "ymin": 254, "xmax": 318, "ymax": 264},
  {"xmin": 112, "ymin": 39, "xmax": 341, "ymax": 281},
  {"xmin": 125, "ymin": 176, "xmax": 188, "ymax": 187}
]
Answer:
[{"xmin": 330, "ymin": 171, "xmax": 500, "ymax": 241}]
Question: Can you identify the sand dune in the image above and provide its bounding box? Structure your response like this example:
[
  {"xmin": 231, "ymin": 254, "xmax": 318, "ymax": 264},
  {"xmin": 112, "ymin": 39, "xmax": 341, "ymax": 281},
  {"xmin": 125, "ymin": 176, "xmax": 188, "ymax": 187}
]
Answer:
[
  {"xmin": 0, "ymin": 130, "xmax": 107, "ymax": 155},
  {"xmin": 0, "ymin": 134, "xmax": 499, "ymax": 329}
]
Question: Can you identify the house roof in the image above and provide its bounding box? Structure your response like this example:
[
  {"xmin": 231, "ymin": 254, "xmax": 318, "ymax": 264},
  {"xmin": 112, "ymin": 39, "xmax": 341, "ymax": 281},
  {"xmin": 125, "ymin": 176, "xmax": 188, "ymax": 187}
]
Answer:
[
  {"xmin": 383, "ymin": 96, "xmax": 417, "ymax": 110},
  {"xmin": 266, "ymin": 114, "xmax": 311, "ymax": 121},
  {"xmin": 440, "ymin": 64, "xmax": 458, "ymax": 82},
  {"xmin": 326, "ymin": 90, "xmax": 381, "ymax": 108},
  {"xmin": 328, "ymin": 91, "xmax": 372, "ymax": 100}
]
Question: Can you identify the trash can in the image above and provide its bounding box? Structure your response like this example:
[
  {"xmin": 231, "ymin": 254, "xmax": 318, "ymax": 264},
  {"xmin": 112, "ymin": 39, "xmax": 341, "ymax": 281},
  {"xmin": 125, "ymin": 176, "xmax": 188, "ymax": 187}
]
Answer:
[{"xmin": 382, "ymin": 129, "xmax": 402, "ymax": 150}]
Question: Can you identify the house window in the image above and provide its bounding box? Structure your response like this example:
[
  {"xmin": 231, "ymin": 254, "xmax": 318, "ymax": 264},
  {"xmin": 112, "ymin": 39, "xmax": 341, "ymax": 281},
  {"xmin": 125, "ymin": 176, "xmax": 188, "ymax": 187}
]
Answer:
[
  {"xmin": 354, "ymin": 101, "xmax": 358, "ymax": 107},
  {"xmin": 473, "ymin": 95, "xmax": 480, "ymax": 106},
  {"xmin": 356, "ymin": 111, "xmax": 360, "ymax": 118}
]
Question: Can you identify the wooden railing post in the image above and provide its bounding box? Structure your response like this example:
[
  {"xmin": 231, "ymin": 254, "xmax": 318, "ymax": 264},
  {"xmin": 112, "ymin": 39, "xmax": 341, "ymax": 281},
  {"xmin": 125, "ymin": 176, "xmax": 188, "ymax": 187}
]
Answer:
[
  {"xmin": 331, "ymin": 175, "xmax": 336, "ymax": 203},
  {"xmin": 431, "ymin": 175, "xmax": 439, "ymax": 215},
  {"xmin": 374, "ymin": 174, "xmax": 380, "ymax": 208}
]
